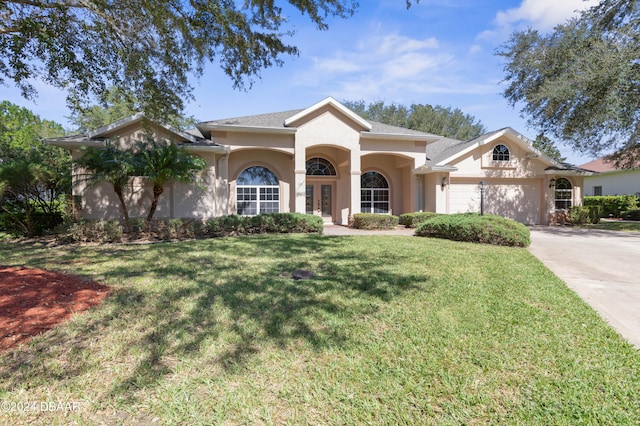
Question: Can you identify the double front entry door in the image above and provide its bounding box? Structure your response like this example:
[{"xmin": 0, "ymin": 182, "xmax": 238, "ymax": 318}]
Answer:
[{"xmin": 306, "ymin": 182, "xmax": 334, "ymax": 222}]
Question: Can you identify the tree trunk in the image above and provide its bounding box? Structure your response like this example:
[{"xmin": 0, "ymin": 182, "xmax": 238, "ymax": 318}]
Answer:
[
  {"xmin": 145, "ymin": 185, "xmax": 164, "ymax": 230},
  {"xmin": 114, "ymin": 187, "xmax": 131, "ymax": 233}
]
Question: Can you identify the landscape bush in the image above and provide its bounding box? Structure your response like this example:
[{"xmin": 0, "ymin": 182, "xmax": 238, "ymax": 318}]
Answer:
[
  {"xmin": 55, "ymin": 213, "xmax": 323, "ymax": 243},
  {"xmin": 415, "ymin": 213, "xmax": 530, "ymax": 247},
  {"xmin": 206, "ymin": 213, "xmax": 323, "ymax": 236},
  {"xmin": 584, "ymin": 195, "xmax": 638, "ymax": 218},
  {"xmin": 0, "ymin": 210, "xmax": 64, "ymax": 237},
  {"xmin": 621, "ymin": 209, "xmax": 640, "ymax": 221},
  {"xmin": 398, "ymin": 212, "xmax": 439, "ymax": 228},
  {"xmin": 351, "ymin": 213, "xmax": 399, "ymax": 230},
  {"xmin": 568, "ymin": 206, "xmax": 601, "ymax": 225},
  {"xmin": 56, "ymin": 220, "xmax": 124, "ymax": 243}
]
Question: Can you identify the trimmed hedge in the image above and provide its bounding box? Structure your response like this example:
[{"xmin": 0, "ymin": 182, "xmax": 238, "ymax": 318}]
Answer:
[
  {"xmin": 584, "ymin": 195, "xmax": 638, "ymax": 218},
  {"xmin": 568, "ymin": 206, "xmax": 601, "ymax": 225},
  {"xmin": 351, "ymin": 213, "xmax": 399, "ymax": 230},
  {"xmin": 415, "ymin": 213, "xmax": 530, "ymax": 247},
  {"xmin": 205, "ymin": 213, "xmax": 323, "ymax": 236},
  {"xmin": 55, "ymin": 213, "xmax": 323, "ymax": 243},
  {"xmin": 398, "ymin": 212, "xmax": 439, "ymax": 228},
  {"xmin": 622, "ymin": 209, "xmax": 640, "ymax": 221}
]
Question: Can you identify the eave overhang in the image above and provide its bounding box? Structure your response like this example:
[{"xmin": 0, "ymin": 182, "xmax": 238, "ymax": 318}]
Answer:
[
  {"xmin": 361, "ymin": 132, "xmax": 440, "ymax": 142},
  {"xmin": 412, "ymin": 164, "xmax": 459, "ymax": 174},
  {"xmin": 199, "ymin": 124, "xmax": 297, "ymax": 135}
]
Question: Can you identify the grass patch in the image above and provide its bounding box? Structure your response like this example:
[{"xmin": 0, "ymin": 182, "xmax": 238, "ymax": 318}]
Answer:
[
  {"xmin": 580, "ymin": 221, "xmax": 640, "ymax": 232},
  {"xmin": 0, "ymin": 236, "xmax": 638, "ymax": 424}
]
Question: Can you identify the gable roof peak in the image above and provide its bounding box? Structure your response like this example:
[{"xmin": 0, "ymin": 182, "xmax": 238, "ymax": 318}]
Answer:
[{"xmin": 284, "ymin": 97, "xmax": 372, "ymax": 131}]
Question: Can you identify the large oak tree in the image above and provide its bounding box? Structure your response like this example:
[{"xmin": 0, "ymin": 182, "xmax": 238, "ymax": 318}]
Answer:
[
  {"xmin": 1, "ymin": 0, "xmax": 357, "ymax": 120},
  {"xmin": 498, "ymin": 0, "xmax": 640, "ymax": 166},
  {"xmin": 344, "ymin": 100, "xmax": 486, "ymax": 141}
]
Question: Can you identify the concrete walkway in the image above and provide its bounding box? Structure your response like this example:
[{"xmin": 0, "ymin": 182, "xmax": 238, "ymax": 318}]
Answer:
[{"xmin": 528, "ymin": 226, "xmax": 640, "ymax": 348}]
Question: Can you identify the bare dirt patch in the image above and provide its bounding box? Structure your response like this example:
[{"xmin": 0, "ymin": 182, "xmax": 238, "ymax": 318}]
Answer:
[{"xmin": 0, "ymin": 266, "xmax": 110, "ymax": 353}]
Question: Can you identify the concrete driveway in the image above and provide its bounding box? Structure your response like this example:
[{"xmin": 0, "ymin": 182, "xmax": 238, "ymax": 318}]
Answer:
[{"xmin": 528, "ymin": 226, "xmax": 640, "ymax": 348}]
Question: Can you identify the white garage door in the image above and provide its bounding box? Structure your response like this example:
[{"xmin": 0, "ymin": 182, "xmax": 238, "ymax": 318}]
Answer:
[{"xmin": 449, "ymin": 180, "xmax": 542, "ymax": 224}]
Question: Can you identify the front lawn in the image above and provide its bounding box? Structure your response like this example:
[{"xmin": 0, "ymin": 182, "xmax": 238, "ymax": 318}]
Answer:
[
  {"xmin": 582, "ymin": 220, "xmax": 640, "ymax": 232},
  {"xmin": 0, "ymin": 235, "xmax": 638, "ymax": 424}
]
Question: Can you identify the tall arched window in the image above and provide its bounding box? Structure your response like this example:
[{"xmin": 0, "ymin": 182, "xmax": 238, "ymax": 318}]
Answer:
[
  {"xmin": 492, "ymin": 144, "xmax": 510, "ymax": 161},
  {"xmin": 554, "ymin": 178, "xmax": 573, "ymax": 210},
  {"xmin": 306, "ymin": 158, "xmax": 336, "ymax": 176},
  {"xmin": 361, "ymin": 171, "xmax": 390, "ymax": 214},
  {"xmin": 236, "ymin": 166, "xmax": 279, "ymax": 215}
]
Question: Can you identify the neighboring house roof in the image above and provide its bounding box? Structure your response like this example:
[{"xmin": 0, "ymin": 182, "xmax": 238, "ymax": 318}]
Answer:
[
  {"xmin": 197, "ymin": 97, "xmax": 441, "ymax": 142},
  {"xmin": 578, "ymin": 157, "xmax": 640, "ymax": 174}
]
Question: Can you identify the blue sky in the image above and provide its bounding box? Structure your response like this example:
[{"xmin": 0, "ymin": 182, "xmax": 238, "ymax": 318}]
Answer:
[{"xmin": 2, "ymin": 0, "xmax": 600, "ymax": 165}]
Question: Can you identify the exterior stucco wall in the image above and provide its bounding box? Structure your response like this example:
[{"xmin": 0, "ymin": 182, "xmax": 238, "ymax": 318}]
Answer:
[
  {"xmin": 584, "ymin": 170, "xmax": 640, "ymax": 196},
  {"xmin": 453, "ymin": 138, "xmax": 548, "ymax": 178},
  {"xmin": 433, "ymin": 138, "xmax": 585, "ymax": 225},
  {"xmin": 72, "ymin": 122, "xmax": 219, "ymax": 221},
  {"xmin": 228, "ymin": 149, "xmax": 294, "ymax": 214},
  {"xmin": 361, "ymin": 153, "xmax": 416, "ymax": 216}
]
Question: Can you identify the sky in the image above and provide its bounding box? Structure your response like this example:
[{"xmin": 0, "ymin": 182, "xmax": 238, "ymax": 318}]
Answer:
[{"xmin": 2, "ymin": 0, "xmax": 601, "ymax": 165}]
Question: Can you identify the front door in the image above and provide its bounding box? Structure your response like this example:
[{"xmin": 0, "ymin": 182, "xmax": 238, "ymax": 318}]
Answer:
[{"xmin": 306, "ymin": 182, "xmax": 334, "ymax": 222}]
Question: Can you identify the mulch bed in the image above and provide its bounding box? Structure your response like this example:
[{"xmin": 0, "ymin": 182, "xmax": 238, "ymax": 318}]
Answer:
[{"xmin": 0, "ymin": 266, "xmax": 110, "ymax": 353}]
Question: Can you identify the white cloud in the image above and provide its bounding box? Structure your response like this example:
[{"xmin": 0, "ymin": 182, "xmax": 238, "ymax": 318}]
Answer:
[
  {"xmin": 494, "ymin": 0, "xmax": 600, "ymax": 33},
  {"xmin": 293, "ymin": 32, "xmax": 495, "ymax": 103}
]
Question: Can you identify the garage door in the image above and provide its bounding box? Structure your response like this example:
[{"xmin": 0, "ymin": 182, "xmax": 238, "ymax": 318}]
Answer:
[{"xmin": 449, "ymin": 179, "xmax": 542, "ymax": 224}]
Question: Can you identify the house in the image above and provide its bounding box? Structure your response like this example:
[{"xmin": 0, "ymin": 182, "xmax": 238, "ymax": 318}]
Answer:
[
  {"xmin": 47, "ymin": 97, "xmax": 590, "ymax": 225},
  {"xmin": 579, "ymin": 157, "xmax": 640, "ymax": 196}
]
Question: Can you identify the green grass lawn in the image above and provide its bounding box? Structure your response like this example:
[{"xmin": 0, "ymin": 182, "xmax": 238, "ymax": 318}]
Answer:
[
  {"xmin": 0, "ymin": 235, "xmax": 638, "ymax": 425},
  {"xmin": 584, "ymin": 220, "xmax": 640, "ymax": 232}
]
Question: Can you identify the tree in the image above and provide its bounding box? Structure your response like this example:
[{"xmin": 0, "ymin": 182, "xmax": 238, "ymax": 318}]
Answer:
[
  {"xmin": 1, "ymin": 1, "xmax": 357, "ymax": 121},
  {"xmin": 0, "ymin": 101, "xmax": 70, "ymax": 236},
  {"xmin": 407, "ymin": 104, "xmax": 486, "ymax": 141},
  {"xmin": 131, "ymin": 139, "xmax": 206, "ymax": 225},
  {"xmin": 67, "ymin": 87, "xmax": 197, "ymax": 132},
  {"xmin": 532, "ymin": 134, "xmax": 566, "ymax": 163},
  {"xmin": 76, "ymin": 141, "xmax": 136, "ymax": 232},
  {"xmin": 498, "ymin": 0, "xmax": 640, "ymax": 166},
  {"xmin": 343, "ymin": 100, "xmax": 486, "ymax": 140}
]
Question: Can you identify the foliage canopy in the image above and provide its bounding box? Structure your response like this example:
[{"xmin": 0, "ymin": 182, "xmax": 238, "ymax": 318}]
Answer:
[
  {"xmin": 344, "ymin": 100, "xmax": 486, "ymax": 141},
  {"xmin": 0, "ymin": 101, "xmax": 70, "ymax": 235},
  {"xmin": 498, "ymin": 0, "xmax": 640, "ymax": 166},
  {"xmin": 1, "ymin": 0, "xmax": 357, "ymax": 120}
]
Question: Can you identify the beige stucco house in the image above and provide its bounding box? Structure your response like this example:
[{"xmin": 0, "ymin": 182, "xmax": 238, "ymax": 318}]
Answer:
[{"xmin": 48, "ymin": 97, "xmax": 590, "ymax": 225}]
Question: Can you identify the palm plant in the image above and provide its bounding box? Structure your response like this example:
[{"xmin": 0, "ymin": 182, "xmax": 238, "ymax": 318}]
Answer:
[
  {"xmin": 132, "ymin": 138, "xmax": 206, "ymax": 226},
  {"xmin": 76, "ymin": 141, "xmax": 135, "ymax": 232}
]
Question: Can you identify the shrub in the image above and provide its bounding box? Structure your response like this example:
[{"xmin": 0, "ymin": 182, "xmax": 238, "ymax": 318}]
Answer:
[
  {"xmin": 56, "ymin": 220, "xmax": 124, "ymax": 243},
  {"xmin": 351, "ymin": 213, "xmax": 399, "ymax": 230},
  {"xmin": 415, "ymin": 213, "xmax": 530, "ymax": 247},
  {"xmin": 568, "ymin": 206, "xmax": 601, "ymax": 225},
  {"xmin": 398, "ymin": 212, "xmax": 439, "ymax": 228},
  {"xmin": 584, "ymin": 195, "xmax": 638, "ymax": 218},
  {"xmin": 622, "ymin": 209, "xmax": 640, "ymax": 221},
  {"xmin": 146, "ymin": 218, "xmax": 205, "ymax": 240},
  {"xmin": 205, "ymin": 213, "xmax": 323, "ymax": 237},
  {"xmin": 0, "ymin": 208, "xmax": 64, "ymax": 237}
]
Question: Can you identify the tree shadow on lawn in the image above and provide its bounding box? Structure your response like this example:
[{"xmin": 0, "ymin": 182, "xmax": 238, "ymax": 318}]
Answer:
[{"xmin": 0, "ymin": 235, "xmax": 430, "ymax": 404}]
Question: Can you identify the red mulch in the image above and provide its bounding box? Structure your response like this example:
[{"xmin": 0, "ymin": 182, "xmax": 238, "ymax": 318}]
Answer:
[{"xmin": 0, "ymin": 266, "xmax": 110, "ymax": 353}]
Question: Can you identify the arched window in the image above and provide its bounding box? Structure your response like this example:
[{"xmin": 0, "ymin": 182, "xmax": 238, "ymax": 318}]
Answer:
[
  {"xmin": 554, "ymin": 177, "xmax": 573, "ymax": 210},
  {"xmin": 492, "ymin": 144, "xmax": 510, "ymax": 161},
  {"xmin": 361, "ymin": 171, "xmax": 390, "ymax": 214},
  {"xmin": 236, "ymin": 166, "xmax": 279, "ymax": 215},
  {"xmin": 306, "ymin": 158, "xmax": 336, "ymax": 176}
]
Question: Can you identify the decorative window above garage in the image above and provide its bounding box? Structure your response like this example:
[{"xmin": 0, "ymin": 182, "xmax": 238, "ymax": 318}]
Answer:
[{"xmin": 492, "ymin": 144, "xmax": 510, "ymax": 161}]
